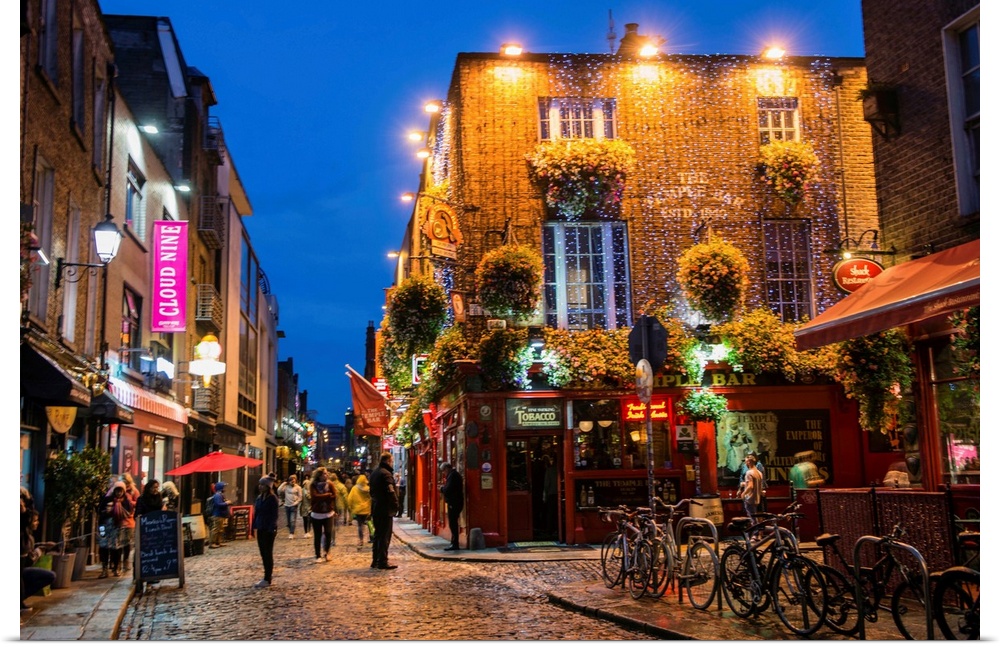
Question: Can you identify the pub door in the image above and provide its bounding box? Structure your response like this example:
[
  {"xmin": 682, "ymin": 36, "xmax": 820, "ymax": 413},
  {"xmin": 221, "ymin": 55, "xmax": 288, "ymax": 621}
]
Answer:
[{"xmin": 505, "ymin": 435, "xmax": 562, "ymax": 543}]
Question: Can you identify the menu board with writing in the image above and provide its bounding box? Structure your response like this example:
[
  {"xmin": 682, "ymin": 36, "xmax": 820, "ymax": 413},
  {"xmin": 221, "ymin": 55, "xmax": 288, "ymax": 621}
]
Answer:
[
  {"xmin": 231, "ymin": 505, "xmax": 252, "ymax": 540},
  {"xmin": 136, "ymin": 510, "xmax": 184, "ymax": 586}
]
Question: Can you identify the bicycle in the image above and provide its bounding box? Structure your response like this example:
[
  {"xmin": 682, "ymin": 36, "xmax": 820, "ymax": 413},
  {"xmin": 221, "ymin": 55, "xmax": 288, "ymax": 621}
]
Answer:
[
  {"xmin": 721, "ymin": 504, "xmax": 827, "ymax": 636},
  {"xmin": 816, "ymin": 523, "xmax": 954, "ymax": 640},
  {"xmin": 644, "ymin": 497, "xmax": 720, "ymax": 609},
  {"xmin": 598, "ymin": 506, "xmax": 651, "ymax": 599},
  {"xmin": 932, "ymin": 531, "xmax": 979, "ymax": 640}
]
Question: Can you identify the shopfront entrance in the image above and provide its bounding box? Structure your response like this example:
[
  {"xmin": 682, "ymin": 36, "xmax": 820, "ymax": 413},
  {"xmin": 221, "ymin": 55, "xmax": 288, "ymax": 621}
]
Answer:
[{"xmin": 505, "ymin": 434, "xmax": 562, "ymax": 543}]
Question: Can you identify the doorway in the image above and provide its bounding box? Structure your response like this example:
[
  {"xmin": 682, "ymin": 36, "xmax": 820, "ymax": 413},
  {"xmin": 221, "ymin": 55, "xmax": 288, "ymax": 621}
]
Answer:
[{"xmin": 505, "ymin": 434, "xmax": 562, "ymax": 542}]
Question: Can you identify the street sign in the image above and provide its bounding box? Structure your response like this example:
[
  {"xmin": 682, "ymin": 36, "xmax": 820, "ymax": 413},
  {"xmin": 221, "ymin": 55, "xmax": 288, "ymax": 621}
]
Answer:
[{"xmin": 628, "ymin": 314, "xmax": 668, "ymax": 371}]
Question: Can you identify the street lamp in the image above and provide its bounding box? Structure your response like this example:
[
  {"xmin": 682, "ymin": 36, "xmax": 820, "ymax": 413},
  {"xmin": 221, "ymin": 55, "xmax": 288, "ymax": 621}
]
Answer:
[
  {"xmin": 53, "ymin": 214, "xmax": 122, "ymax": 289},
  {"xmin": 188, "ymin": 333, "xmax": 226, "ymax": 387}
]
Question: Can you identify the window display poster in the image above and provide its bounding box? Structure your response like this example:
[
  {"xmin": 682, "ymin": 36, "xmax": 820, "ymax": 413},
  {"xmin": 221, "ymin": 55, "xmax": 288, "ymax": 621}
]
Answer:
[{"xmin": 716, "ymin": 410, "xmax": 831, "ymax": 488}]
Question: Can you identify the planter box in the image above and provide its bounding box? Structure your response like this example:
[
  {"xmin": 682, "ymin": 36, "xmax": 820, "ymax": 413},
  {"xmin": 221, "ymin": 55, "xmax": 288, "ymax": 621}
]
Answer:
[{"xmin": 51, "ymin": 552, "xmax": 76, "ymax": 589}]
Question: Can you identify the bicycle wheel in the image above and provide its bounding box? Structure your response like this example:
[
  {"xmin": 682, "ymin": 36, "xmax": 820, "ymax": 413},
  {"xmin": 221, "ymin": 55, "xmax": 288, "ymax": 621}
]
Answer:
[
  {"xmin": 721, "ymin": 544, "xmax": 758, "ymax": 618},
  {"xmin": 647, "ymin": 537, "xmax": 674, "ymax": 599},
  {"xmin": 628, "ymin": 540, "xmax": 653, "ymax": 600},
  {"xmin": 600, "ymin": 532, "xmax": 624, "ymax": 588},
  {"xmin": 770, "ymin": 554, "xmax": 828, "ymax": 636},
  {"xmin": 684, "ymin": 540, "xmax": 720, "ymax": 610},
  {"xmin": 818, "ymin": 565, "xmax": 861, "ymax": 636},
  {"xmin": 933, "ymin": 569, "xmax": 979, "ymax": 640},
  {"xmin": 891, "ymin": 577, "xmax": 930, "ymax": 640}
]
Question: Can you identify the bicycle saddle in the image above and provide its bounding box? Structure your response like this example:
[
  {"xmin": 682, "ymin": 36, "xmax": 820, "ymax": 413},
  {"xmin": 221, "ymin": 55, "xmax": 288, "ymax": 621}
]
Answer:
[{"xmin": 814, "ymin": 533, "xmax": 840, "ymax": 547}]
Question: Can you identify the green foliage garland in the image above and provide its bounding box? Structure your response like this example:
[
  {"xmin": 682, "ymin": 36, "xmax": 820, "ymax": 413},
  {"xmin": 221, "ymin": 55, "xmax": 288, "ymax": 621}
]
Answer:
[
  {"xmin": 526, "ymin": 139, "xmax": 636, "ymax": 219},
  {"xmin": 477, "ymin": 328, "xmax": 534, "ymax": 391},
  {"xmin": 475, "ymin": 245, "xmax": 543, "ymax": 320},
  {"xmin": 676, "ymin": 239, "xmax": 750, "ymax": 322},
  {"xmin": 377, "ymin": 319, "xmax": 414, "ymax": 395},
  {"xmin": 834, "ymin": 328, "xmax": 914, "ymax": 434},
  {"xmin": 950, "ymin": 306, "xmax": 979, "ymax": 380}
]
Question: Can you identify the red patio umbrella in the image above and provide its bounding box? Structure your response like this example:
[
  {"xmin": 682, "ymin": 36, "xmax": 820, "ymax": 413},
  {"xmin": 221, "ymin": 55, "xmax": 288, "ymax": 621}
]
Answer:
[{"xmin": 165, "ymin": 450, "xmax": 263, "ymax": 476}]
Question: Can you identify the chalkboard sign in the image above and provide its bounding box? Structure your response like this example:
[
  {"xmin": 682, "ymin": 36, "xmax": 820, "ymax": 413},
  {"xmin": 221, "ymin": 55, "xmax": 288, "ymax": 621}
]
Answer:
[
  {"xmin": 136, "ymin": 510, "xmax": 185, "ymax": 586},
  {"xmin": 231, "ymin": 505, "xmax": 252, "ymax": 540}
]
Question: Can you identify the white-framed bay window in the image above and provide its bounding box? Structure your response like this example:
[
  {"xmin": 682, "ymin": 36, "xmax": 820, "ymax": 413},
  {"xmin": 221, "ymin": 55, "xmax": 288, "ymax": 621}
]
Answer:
[
  {"xmin": 543, "ymin": 221, "xmax": 632, "ymax": 330},
  {"xmin": 539, "ymin": 97, "xmax": 617, "ymax": 141}
]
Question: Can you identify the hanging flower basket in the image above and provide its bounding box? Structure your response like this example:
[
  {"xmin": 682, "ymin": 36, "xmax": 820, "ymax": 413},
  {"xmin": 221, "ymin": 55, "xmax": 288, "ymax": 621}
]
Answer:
[
  {"xmin": 477, "ymin": 328, "xmax": 534, "ymax": 391},
  {"xmin": 834, "ymin": 328, "xmax": 914, "ymax": 434},
  {"xmin": 676, "ymin": 388, "xmax": 729, "ymax": 423},
  {"xmin": 527, "ymin": 139, "xmax": 635, "ymax": 220},
  {"xmin": 475, "ymin": 245, "xmax": 543, "ymax": 320},
  {"xmin": 386, "ymin": 275, "xmax": 448, "ymax": 357},
  {"xmin": 758, "ymin": 140, "xmax": 820, "ymax": 205},
  {"xmin": 676, "ymin": 239, "xmax": 750, "ymax": 322}
]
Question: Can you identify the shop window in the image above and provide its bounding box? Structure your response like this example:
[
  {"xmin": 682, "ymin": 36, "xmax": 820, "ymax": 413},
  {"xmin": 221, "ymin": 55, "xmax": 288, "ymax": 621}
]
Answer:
[
  {"xmin": 927, "ymin": 335, "xmax": 979, "ymax": 485},
  {"xmin": 572, "ymin": 399, "xmax": 622, "ymax": 470},
  {"xmin": 623, "ymin": 420, "xmax": 672, "ymax": 470}
]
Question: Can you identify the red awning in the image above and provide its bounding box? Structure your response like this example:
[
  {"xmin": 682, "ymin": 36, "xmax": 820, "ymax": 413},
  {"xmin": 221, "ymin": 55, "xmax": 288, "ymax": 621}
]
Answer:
[{"xmin": 795, "ymin": 239, "xmax": 979, "ymax": 350}]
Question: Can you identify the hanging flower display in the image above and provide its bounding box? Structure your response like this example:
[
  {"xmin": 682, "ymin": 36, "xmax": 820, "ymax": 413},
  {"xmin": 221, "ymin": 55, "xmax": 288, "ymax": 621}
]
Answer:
[
  {"xmin": 540, "ymin": 327, "xmax": 633, "ymax": 389},
  {"xmin": 676, "ymin": 388, "xmax": 729, "ymax": 423},
  {"xmin": 475, "ymin": 245, "xmax": 543, "ymax": 320},
  {"xmin": 386, "ymin": 275, "xmax": 448, "ymax": 357},
  {"xmin": 714, "ymin": 308, "xmax": 816, "ymax": 381},
  {"xmin": 526, "ymin": 139, "xmax": 636, "ymax": 219},
  {"xmin": 376, "ymin": 318, "xmax": 413, "ymax": 395},
  {"xmin": 676, "ymin": 239, "xmax": 750, "ymax": 322},
  {"xmin": 949, "ymin": 306, "xmax": 979, "ymax": 380},
  {"xmin": 420, "ymin": 327, "xmax": 472, "ymax": 401},
  {"xmin": 758, "ymin": 139, "xmax": 820, "ymax": 205},
  {"xmin": 834, "ymin": 328, "xmax": 914, "ymax": 434},
  {"xmin": 477, "ymin": 327, "xmax": 534, "ymax": 391}
]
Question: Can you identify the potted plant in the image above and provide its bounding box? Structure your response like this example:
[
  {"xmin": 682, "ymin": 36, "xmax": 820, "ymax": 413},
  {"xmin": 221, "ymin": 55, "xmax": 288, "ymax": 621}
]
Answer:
[
  {"xmin": 526, "ymin": 138, "xmax": 636, "ymax": 220},
  {"xmin": 475, "ymin": 245, "xmax": 543, "ymax": 320},
  {"xmin": 676, "ymin": 239, "xmax": 751, "ymax": 322},
  {"xmin": 676, "ymin": 388, "xmax": 729, "ymax": 424},
  {"xmin": 758, "ymin": 139, "xmax": 820, "ymax": 205}
]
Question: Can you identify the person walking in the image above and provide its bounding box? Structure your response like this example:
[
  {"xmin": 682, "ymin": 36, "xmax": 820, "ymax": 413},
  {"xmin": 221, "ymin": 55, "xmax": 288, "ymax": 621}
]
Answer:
[
  {"xmin": 209, "ymin": 482, "xmax": 231, "ymax": 548},
  {"xmin": 119, "ymin": 473, "xmax": 139, "ymax": 573},
  {"xmin": 330, "ymin": 473, "xmax": 349, "ymax": 527},
  {"xmin": 97, "ymin": 481, "xmax": 134, "ymax": 576},
  {"xmin": 439, "ymin": 462, "xmax": 464, "ymax": 551},
  {"xmin": 395, "ymin": 469, "xmax": 407, "ymax": 518},
  {"xmin": 160, "ymin": 481, "xmax": 180, "ymax": 513},
  {"xmin": 309, "ymin": 467, "xmax": 336, "ymax": 562},
  {"xmin": 135, "ymin": 479, "xmax": 164, "ymax": 516},
  {"xmin": 347, "ymin": 474, "xmax": 372, "ymax": 549},
  {"xmin": 737, "ymin": 455, "xmax": 764, "ymax": 521},
  {"xmin": 300, "ymin": 472, "xmax": 313, "ymax": 539},
  {"xmin": 277, "ymin": 475, "xmax": 303, "ymax": 539},
  {"xmin": 252, "ymin": 475, "xmax": 279, "ymax": 588},
  {"xmin": 739, "ymin": 451, "xmax": 768, "ymax": 513},
  {"xmin": 369, "ymin": 452, "xmax": 399, "ymax": 569}
]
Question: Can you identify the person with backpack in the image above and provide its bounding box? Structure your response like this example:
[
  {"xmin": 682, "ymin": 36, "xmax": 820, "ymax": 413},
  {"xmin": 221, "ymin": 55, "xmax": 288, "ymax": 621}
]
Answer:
[{"xmin": 209, "ymin": 481, "xmax": 231, "ymax": 549}]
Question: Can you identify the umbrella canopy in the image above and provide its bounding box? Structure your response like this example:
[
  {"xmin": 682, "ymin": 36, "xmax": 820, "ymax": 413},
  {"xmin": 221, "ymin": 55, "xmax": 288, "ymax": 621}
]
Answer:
[{"xmin": 165, "ymin": 450, "xmax": 262, "ymax": 476}]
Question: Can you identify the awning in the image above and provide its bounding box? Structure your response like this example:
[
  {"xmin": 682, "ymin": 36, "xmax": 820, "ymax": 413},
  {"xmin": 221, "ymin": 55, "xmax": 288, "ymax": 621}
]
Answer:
[
  {"xmin": 87, "ymin": 390, "xmax": 135, "ymax": 424},
  {"xmin": 20, "ymin": 341, "xmax": 91, "ymax": 406},
  {"xmin": 796, "ymin": 239, "xmax": 979, "ymax": 350}
]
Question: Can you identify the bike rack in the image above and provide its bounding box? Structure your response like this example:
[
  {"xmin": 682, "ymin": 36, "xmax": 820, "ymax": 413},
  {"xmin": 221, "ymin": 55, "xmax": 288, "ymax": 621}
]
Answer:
[
  {"xmin": 853, "ymin": 536, "xmax": 933, "ymax": 640},
  {"xmin": 676, "ymin": 516, "xmax": 722, "ymax": 610}
]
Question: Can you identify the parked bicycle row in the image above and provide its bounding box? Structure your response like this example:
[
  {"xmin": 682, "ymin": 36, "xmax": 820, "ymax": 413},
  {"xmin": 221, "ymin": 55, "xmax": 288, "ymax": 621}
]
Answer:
[{"xmin": 597, "ymin": 499, "xmax": 979, "ymax": 639}]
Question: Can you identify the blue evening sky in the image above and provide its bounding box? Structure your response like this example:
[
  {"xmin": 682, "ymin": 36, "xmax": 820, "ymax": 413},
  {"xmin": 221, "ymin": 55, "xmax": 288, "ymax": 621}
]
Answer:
[{"xmin": 94, "ymin": 0, "xmax": 865, "ymax": 423}]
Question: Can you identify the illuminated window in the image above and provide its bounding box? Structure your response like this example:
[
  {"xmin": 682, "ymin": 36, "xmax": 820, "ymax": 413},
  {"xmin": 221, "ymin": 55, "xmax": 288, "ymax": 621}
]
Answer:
[
  {"xmin": 38, "ymin": 0, "xmax": 58, "ymax": 81},
  {"xmin": 125, "ymin": 159, "xmax": 147, "ymax": 241},
  {"xmin": 539, "ymin": 98, "xmax": 617, "ymax": 141},
  {"xmin": 763, "ymin": 220, "xmax": 813, "ymax": 323},
  {"xmin": 757, "ymin": 97, "xmax": 800, "ymax": 144},
  {"xmin": 121, "ymin": 287, "xmax": 143, "ymax": 372},
  {"xmin": 543, "ymin": 222, "xmax": 631, "ymax": 330}
]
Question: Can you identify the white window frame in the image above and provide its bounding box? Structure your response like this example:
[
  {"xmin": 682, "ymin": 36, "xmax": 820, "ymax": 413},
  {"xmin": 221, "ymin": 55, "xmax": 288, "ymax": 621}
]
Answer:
[
  {"xmin": 942, "ymin": 7, "xmax": 980, "ymax": 217},
  {"xmin": 125, "ymin": 159, "xmax": 147, "ymax": 241},
  {"xmin": 543, "ymin": 221, "xmax": 632, "ymax": 330},
  {"xmin": 539, "ymin": 97, "xmax": 617, "ymax": 141},
  {"xmin": 28, "ymin": 161, "xmax": 54, "ymax": 321},
  {"xmin": 61, "ymin": 206, "xmax": 82, "ymax": 342},
  {"xmin": 757, "ymin": 97, "xmax": 800, "ymax": 144},
  {"xmin": 763, "ymin": 219, "xmax": 814, "ymax": 323}
]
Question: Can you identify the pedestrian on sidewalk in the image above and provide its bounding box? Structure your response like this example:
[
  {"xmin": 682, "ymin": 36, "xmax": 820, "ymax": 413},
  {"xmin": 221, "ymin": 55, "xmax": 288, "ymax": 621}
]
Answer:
[
  {"xmin": 135, "ymin": 479, "xmax": 164, "ymax": 516},
  {"xmin": 120, "ymin": 473, "xmax": 139, "ymax": 573},
  {"xmin": 300, "ymin": 472, "xmax": 313, "ymax": 538},
  {"xmin": 21, "ymin": 508, "xmax": 56, "ymax": 612},
  {"xmin": 439, "ymin": 463, "xmax": 464, "ymax": 550},
  {"xmin": 369, "ymin": 452, "xmax": 399, "ymax": 569},
  {"xmin": 395, "ymin": 469, "xmax": 407, "ymax": 518},
  {"xmin": 309, "ymin": 467, "xmax": 336, "ymax": 562},
  {"xmin": 330, "ymin": 473, "xmax": 349, "ymax": 527},
  {"xmin": 97, "ymin": 481, "xmax": 133, "ymax": 576},
  {"xmin": 737, "ymin": 455, "xmax": 764, "ymax": 521},
  {"xmin": 252, "ymin": 475, "xmax": 279, "ymax": 588},
  {"xmin": 347, "ymin": 474, "xmax": 372, "ymax": 548},
  {"xmin": 161, "ymin": 481, "xmax": 180, "ymax": 513},
  {"xmin": 277, "ymin": 474, "xmax": 303, "ymax": 539},
  {"xmin": 209, "ymin": 482, "xmax": 231, "ymax": 548}
]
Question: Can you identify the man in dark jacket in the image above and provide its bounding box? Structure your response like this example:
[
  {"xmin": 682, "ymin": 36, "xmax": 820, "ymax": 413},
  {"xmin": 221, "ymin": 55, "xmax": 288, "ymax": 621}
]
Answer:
[
  {"xmin": 369, "ymin": 452, "xmax": 399, "ymax": 569},
  {"xmin": 252, "ymin": 476, "xmax": 279, "ymax": 588},
  {"xmin": 439, "ymin": 462, "xmax": 464, "ymax": 550}
]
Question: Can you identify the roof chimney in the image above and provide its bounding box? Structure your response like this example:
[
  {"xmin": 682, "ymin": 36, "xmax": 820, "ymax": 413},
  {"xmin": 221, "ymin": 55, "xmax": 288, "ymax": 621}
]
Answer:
[{"xmin": 617, "ymin": 23, "xmax": 642, "ymax": 56}]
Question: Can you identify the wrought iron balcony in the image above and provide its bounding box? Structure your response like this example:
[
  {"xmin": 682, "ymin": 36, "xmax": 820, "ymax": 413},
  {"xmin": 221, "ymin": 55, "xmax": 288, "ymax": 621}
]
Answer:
[
  {"xmin": 195, "ymin": 283, "xmax": 224, "ymax": 331},
  {"xmin": 204, "ymin": 116, "xmax": 226, "ymax": 165},
  {"xmin": 192, "ymin": 381, "xmax": 220, "ymax": 416},
  {"xmin": 198, "ymin": 195, "xmax": 226, "ymax": 249}
]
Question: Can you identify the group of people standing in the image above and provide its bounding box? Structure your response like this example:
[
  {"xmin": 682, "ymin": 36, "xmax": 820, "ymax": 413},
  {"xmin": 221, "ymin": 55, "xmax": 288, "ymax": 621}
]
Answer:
[{"xmin": 97, "ymin": 474, "xmax": 179, "ymax": 578}]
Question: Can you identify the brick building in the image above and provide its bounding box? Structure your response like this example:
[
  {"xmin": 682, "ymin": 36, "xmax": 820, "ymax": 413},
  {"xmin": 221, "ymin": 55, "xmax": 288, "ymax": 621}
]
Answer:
[{"xmin": 389, "ymin": 27, "xmax": 885, "ymax": 547}]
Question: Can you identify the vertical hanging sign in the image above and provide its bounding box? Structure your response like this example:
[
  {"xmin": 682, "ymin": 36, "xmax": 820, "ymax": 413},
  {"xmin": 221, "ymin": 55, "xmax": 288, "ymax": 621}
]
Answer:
[{"xmin": 152, "ymin": 221, "xmax": 188, "ymax": 332}]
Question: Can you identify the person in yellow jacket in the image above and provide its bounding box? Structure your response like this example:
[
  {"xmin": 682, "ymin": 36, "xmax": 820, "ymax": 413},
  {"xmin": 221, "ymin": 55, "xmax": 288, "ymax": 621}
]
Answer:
[{"xmin": 346, "ymin": 474, "xmax": 372, "ymax": 548}]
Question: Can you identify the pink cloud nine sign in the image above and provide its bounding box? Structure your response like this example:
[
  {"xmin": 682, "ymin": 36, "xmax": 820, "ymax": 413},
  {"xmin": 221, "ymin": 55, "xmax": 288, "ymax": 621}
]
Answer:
[{"xmin": 151, "ymin": 221, "xmax": 188, "ymax": 332}]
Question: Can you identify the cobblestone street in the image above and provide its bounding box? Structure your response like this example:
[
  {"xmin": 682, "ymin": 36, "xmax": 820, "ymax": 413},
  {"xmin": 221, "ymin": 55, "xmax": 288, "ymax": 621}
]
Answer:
[{"xmin": 118, "ymin": 526, "xmax": 650, "ymax": 641}]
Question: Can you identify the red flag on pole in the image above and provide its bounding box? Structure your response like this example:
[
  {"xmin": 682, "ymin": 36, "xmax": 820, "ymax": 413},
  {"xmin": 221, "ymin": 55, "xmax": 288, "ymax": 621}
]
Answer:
[{"xmin": 346, "ymin": 365, "xmax": 388, "ymax": 436}]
